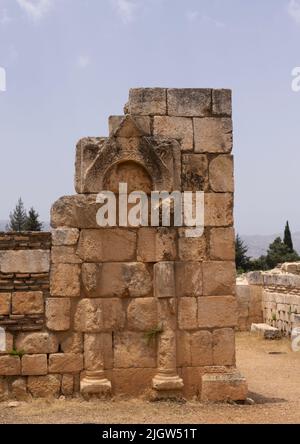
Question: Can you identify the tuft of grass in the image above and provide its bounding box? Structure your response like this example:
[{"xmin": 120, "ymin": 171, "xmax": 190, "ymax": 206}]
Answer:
[
  {"xmin": 144, "ymin": 325, "xmax": 163, "ymax": 346},
  {"xmin": 271, "ymin": 313, "xmax": 277, "ymax": 322},
  {"xmin": 9, "ymin": 349, "xmax": 25, "ymax": 358}
]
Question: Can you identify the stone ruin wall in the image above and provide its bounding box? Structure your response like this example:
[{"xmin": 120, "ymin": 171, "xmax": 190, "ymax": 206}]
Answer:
[
  {"xmin": 236, "ymin": 264, "xmax": 300, "ymax": 334},
  {"xmin": 0, "ymin": 88, "xmax": 248, "ymax": 403}
]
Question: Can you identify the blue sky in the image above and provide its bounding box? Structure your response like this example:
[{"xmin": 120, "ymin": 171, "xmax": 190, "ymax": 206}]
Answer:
[{"xmin": 0, "ymin": 0, "xmax": 300, "ymax": 235}]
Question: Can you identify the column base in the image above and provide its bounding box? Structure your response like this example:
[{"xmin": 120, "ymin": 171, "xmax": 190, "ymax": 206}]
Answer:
[
  {"xmin": 151, "ymin": 373, "xmax": 184, "ymax": 401},
  {"xmin": 80, "ymin": 372, "xmax": 112, "ymax": 399}
]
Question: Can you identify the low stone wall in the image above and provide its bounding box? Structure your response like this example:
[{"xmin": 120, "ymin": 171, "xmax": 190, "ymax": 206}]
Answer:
[{"xmin": 236, "ymin": 264, "xmax": 300, "ymax": 335}]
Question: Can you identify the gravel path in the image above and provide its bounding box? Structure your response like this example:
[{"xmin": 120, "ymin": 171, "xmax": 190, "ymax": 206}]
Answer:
[{"xmin": 0, "ymin": 332, "xmax": 300, "ymax": 424}]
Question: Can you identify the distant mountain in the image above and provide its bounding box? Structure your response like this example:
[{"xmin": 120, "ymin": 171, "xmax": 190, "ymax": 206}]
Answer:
[
  {"xmin": 0, "ymin": 220, "xmax": 50, "ymax": 232},
  {"xmin": 241, "ymin": 232, "xmax": 300, "ymax": 259}
]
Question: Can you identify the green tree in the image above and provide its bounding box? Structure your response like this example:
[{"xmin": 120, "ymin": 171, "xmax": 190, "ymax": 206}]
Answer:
[
  {"xmin": 7, "ymin": 198, "xmax": 27, "ymax": 232},
  {"xmin": 235, "ymin": 234, "xmax": 250, "ymax": 272},
  {"xmin": 25, "ymin": 207, "xmax": 43, "ymax": 231},
  {"xmin": 266, "ymin": 236, "xmax": 299, "ymax": 269},
  {"xmin": 284, "ymin": 221, "xmax": 294, "ymax": 252}
]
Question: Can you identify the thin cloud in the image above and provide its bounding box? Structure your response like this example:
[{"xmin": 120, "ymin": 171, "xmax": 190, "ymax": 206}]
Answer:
[
  {"xmin": 0, "ymin": 9, "xmax": 13, "ymax": 26},
  {"xmin": 288, "ymin": 0, "xmax": 300, "ymax": 25},
  {"xmin": 186, "ymin": 10, "xmax": 199, "ymax": 22},
  {"xmin": 111, "ymin": 0, "xmax": 139, "ymax": 24},
  {"xmin": 77, "ymin": 55, "xmax": 91, "ymax": 69},
  {"xmin": 16, "ymin": 0, "xmax": 52, "ymax": 21}
]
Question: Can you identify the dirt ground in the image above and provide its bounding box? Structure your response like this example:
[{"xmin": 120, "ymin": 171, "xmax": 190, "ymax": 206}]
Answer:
[{"xmin": 1, "ymin": 332, "xmax": 300, "ymax": 424}]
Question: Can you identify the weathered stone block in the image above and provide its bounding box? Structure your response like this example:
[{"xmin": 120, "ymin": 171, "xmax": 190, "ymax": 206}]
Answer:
[
  {"xmin": 77, "ymin": 229, "xmax": 136, "ymax": 262},
  {"xmin": 21, "ymin": 354, "xmax": 48, "ymax": 376},
  {"xmin": 0, "ymin": 356, "xmax": 20, "ymax": 376},
  {"xmin": 61, "ymin": 374, "xmax": 74, "ymax": 396},
  {"xmin": 137, "ymin": 228, "xmax": 177, "ymax": 262},
  {"xmin": 0, "ymin": 377, "xmax": 8, "ymax": 402},
  {"xmin": 212, "ymin": 89, "xmax": 232, "ymax": 116},
  {"xmin": 178, "ymin": 228, "xmax": 207, "ymax": 261},
  {"xmin": 209, "ymin": 155, "xmax": 234, "ymax": 192},
  {"xmin": 182, "ymin": 154, "xmax": 208, "ymax": 191},
  {"xmin": 109, "ymin": 115, "xmax": 151, "ymax": 136},
  {"xmin": 27, "ymin": 374, "xmax": 61, "ymax": 398},
  {"xmin": 49, "ymin": 353, "xmax": 83, "ymax": 373},
  {"xmin": 46, "ymin": 298, "xmax": 71, "ymax": 331},
  {"xmin": 203, "ymin": 261, "xmax": 235, "ymax": 296},
  {"xmin": 114, "ymin": 332, "xmax": 156, "ymax": 368},
  {"xmin": 153, "ymin": 116, "xmax": 193, "ymax": 151},
  {"xmin": 51, "ymin": 246, "xmax": 82, "ymax": 264},
  {"xmin": 190, "ymin": 331, "xmax": 213, "ymax": 366},
  {"xmin": 112, "ymin": 368, "xmax": 156, "ymax": 396},
  {"xmin": 61, "ymin": 332, "xmax": 83, "ymax": 353},
  {"xmin": 213, "ymin": 328, "xmax": 235, "ymax": 365},
  {"xmin": 51, "ymin": 194, "xmax": 100, "ymax": 229},
  {"xmin": 127, "ymin": 298, "xmax": 157, "ymax": 331},
  {"xmin": 52, "ymin": 228, "xmax": 79, "ymax": 246},
  {"xmin": 12, "ymin": 291, "xmax": 44, "ymax": 315},
  {"xmin": 167, "ymin": 88, "xmax": 211, "ymax": 117},
  {"xmin": 50, "ymin": 263, "xmax": 80, "ymax": 297},
  {"xmin": 154, "ymin": 262, "xmax": 175, "ymax": 299},
  {"xmin": 74, "ymin": 298, "xmax": 125, "ymax": 332},
  {"xmin": 194, "ymin": 118, "xmax": 232, "ymax": 153},
  {"xmin": 198, "ymin": 296, "xmax": 237, "ymax": 328},
  {"xmin": 210, "ymin": 228, "xmax": 235, "ymax": 261},
  {"xmin": 0, "ymin": 293, "xmax": 11, "ymax": 315},
  {"xmin": 84, "ymin": 332, "xmax": 113, "ymax": 371},
  {"xmin": 178, "ymin": 298, "xmax": 198, "ymax": 330},
  {"xmin": 11, "ymin": 378, "xmax": 29, "ymax": 401},
  {"xmin": 129, "ymin": 88, "xmax": 167, "ymax": 116},
  {"xmin": 16, "ymin": 332, "xmax": 59, "ymax": 354},
  {"xmin": 201, "ymin": 371, "xmax": 247, "ymax": 402},
  {"xmin": 204, "ymin": 193, "xmax": 233, "ymax": 227},
  {"xmin": 0, "ymin": 250, "xmax": 50, "ymax": 273},
  {"xmin": 175, "ymin": 262, "xmax": 202, "ymax": 297}
]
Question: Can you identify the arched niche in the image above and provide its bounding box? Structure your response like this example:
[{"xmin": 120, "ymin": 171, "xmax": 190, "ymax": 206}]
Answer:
[{"xmin": 103, "ymin": 160, "xmax": 153, "ymax": 194}]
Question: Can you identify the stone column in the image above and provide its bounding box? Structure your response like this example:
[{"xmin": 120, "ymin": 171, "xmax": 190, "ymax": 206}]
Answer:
[
  {"xmin": 152, "ymin": 262, "xmax": 183, "ymax": 397},
  {"xmin": 80, "ymin": 333, "xmax": 111, "ymax": 398}
]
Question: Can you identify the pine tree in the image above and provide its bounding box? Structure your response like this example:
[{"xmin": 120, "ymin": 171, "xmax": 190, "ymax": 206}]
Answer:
[
  {"xmin": 25, "ymin": 207, "xmax": 43, "ymax": 232},
  {"xmin": 266, "ymin": 236, "xmax": 299, "ymax": 269},
  {"xmin": 7, "ymin": 198, "xmax": 27, "ymax": 232},
  {"xmin": 235, "ymin": 234, "xmax": 250, "ymax": 272},
  {"xmin": 284, "ymin": 221, "xmax": 294, "ymax": 252}
]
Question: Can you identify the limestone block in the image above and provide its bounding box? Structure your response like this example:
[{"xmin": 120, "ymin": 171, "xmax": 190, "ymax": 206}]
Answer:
[
  {"xmin": 213, "ymin": 328, "xmax": 235, "ymax": 365},
  {"xmin": 84, "ymin": 333, "xmax": 113, "ymax": 370},
  {"xmin": 249, "ymin": 285, "xmax": 263, "ymax": 318},
  {"xmin": 175, "ymin": 262, "xmax": 202, "ymax": 297},
  {"xmin": 77, "ymin": 229, "xmax": 136, "ymax": 262},
  {"xmin": 50, "ymin": 263, "xmax": 80, "ymax": 297},
  {"xmin": 0, "ymin": 377, "xmax": 8, "ymax": 402},
  {"xmin": 0, "ymin": 356, "xmax": 20, "ymax": 376},
  {"xmin": 27, "ymin": 375, "xmax": 61, "ymax": 398},
  {"xmin": 194, "ymin": 118, "xmax": 233, "ymax": 153},
  {"xmin": 198, "ymin": 296, "xmax": 238, "ymax": 328},
  {"xmin": 153, "ymin": 116, "xmax": 193, "ymax": 151},
  {"xmin": 82, "ymin": 262, "xmax": 152, "ymax": 298},
  {"xmin": 203, "ymin": 261, "xmax": 235, "ymax": 296},
  {"xmin": 167, "ymin": 88, "xmax": 211, "ymax": 117},
  {"xmin": 236, "ymin": 285, "xmax": 250, "ymax": 318},
  {"xmin": 21, "ymin": 354, "xmax": 48, "ymax": 376},
  {"xmin": 201, "ymin": 372, "xmax": 247, "ymax": 402},
  {"xmin": 0, "ymin": 293, "xmax": 11, "ymax": 315},
  {"xmin": 11, "ymin": 378, "xmax": 29, "ymax": 401},
  {"xmin": 12, "ymin": 291, "xmax": 44, "ymax": 315},
  {"xmin": 210, "ymin": 228, "xmax": 235, "ymax": 261},
  {"xmin": 112, "ymin": 368, "xmax": 156, "ymax": 396},
  {"xmin": 182, "ymin": 154, "xmax": 209, "ymax": 191},
  {"xmin": 15, "ymin": 332, "xmax": 59, "ymax": 354},
  {"xmin": 129, "ymin": 88, "xmax": 167, "ymax": 116},
  {"xmin": 46, "ymin": 298, "xmax": 71, "ymax": 331},
  {"xmin": 204, "ymin": 193, "xmax": 233, "ymax": 227},
  {"xmin": 176, "ymin": 331, "xmax": 191, "ymax": 367},
  {"xmin": 114, "ymin": 332, "xmax": 156, "ymax": 368},
  {"xmin": 51, "ymin": 246, "xmax": 82, "ymax": 264},
  {"xmin": 190, "ymin": 331, "xmax": 213, "ymax": 366},
  {"xmin": 178, "ymin": 298, "xmax": 198, "ymax": 330},
  {"xmin": 154, "ymin": 262, "xmax": 175, "ymax": 299},
  {"xmin": 61, "ymin": 374, "xmax": 74, "ymax": 396},
  {"xmin": 61, "ymin": 332, "xmax": 83, "ymax": 353},
  {"xmin": 109, "ymin": 115, "xmax": 151, "ymax": 136},
  {"xmin": 212, "ymin": 89, "xmax": 232, "ymax": 116},
  {"xmin": 49, "ymin": 353, "xmax": 83, "ymax": 373},
  {"xmin": 0, "ymin": 250, "xmax": 50, "ymax": 273},
  {"xmin": 209, "ymin": 155, "xmax": 234, "ymax": 192},
  {"xmin": 137, "ymin": 228, "xmax": 177, "ymax": 262},
  {"xmin": 51, "ymin": 228, "xmax": 79, "ymax": 246},
  {"xmin": 178, "ymin": 228, "xmax": 207, "ymax": 261},
  {"xmin": 247, "ymin": 271, "xmax": 264, "ymax": 286},
  {"xmin": 51, "ymin": 195, "xmax": 101, "ymax": 229},
  {"xmin": 74, "ymin": 298, "xmax": 125, "ymax": 332},
  {"xmin": 127, "ymin": 298, "xmax": 158, "ymax": 331}
]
